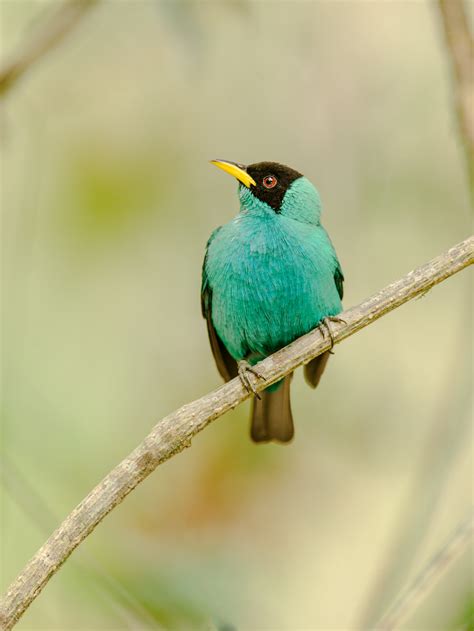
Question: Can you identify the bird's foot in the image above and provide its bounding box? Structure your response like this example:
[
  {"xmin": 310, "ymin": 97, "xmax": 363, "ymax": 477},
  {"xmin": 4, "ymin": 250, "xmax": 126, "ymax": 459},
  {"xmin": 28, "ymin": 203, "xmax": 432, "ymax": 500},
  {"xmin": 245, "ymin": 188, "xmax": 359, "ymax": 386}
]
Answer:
[
  {"xmin": 318, "ymin": 316, "xmax": 346, "ymax": 351},
  {"xmin": 238, "ymin": 360, "xmax": 266, "ymax": 399}
]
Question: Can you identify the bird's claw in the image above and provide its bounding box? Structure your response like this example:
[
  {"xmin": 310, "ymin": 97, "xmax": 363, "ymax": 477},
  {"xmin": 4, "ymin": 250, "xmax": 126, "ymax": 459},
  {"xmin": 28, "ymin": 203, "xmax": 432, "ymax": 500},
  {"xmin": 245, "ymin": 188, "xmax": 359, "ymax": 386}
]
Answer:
[
  {"xmin": 318, "ymin": 316, "xmax": 346, "ymax": 350},
  {"xmin": 238, "ymin": 361, "xmax": 266, "ymax": 399}
]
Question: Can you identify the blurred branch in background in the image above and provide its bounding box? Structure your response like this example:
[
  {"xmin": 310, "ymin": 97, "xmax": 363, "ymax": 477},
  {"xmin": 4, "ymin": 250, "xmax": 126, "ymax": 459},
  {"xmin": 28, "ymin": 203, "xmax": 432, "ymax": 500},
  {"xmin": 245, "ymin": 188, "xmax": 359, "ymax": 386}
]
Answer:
[
  {"xmin": 358, "ymin": 316, "xmax": 472, "ymax": 626},
  {"xmin": 359, "ymin": 6, "xmax": 474, "ymax": 625},
  {"xmin": 437, "ymin": 0, "xmax": 474, "ymax": 204},
  {"xmin": 375, "ymin": 510, "xmax": 474, "ymax": 630},
  {"xmin": 0, "ymin": 236, "xmax": 473, "ymax": 629},
  {"xmin": 0, "ymin": 0, "xmax": 99, "ymax": 98}
]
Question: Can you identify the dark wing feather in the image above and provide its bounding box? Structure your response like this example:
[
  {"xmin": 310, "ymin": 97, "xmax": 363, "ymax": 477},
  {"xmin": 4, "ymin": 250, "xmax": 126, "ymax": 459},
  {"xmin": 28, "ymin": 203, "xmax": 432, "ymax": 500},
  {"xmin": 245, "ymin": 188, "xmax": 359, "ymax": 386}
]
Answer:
[
  {"xmin": 305, "ymin": 259, "xmax": 344, "ymax": 389},
  {"xmin": 334, "ymin": 264, "xmax": 344, "ymax": 300},
  {"xmin": 304, "ymin": 349, "xmax": 331, "ymax": 389},
  {"xmin": 202, "ymin": 287, "xmax": 238, "ymax": 382},
  {"xmin": 201, "ymin": 229, "xmax": 238, "ymax": 382}
]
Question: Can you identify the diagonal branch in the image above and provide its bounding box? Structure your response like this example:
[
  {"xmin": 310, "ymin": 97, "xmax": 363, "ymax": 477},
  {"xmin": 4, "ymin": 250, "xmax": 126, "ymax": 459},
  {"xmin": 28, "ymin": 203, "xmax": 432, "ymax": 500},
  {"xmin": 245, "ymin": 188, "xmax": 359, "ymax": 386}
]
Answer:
[
  {"xmin": 0, "ymin": 0, "xmax": 99, "ymax": 97},
  {"xmin": 437, "ymin": 0, "xmax": 474, "ymax": 203},
  {"xmin": 375, "ymin": 509, "xmax": 474, "ymax": 630},
  {"xmin": 0, "ymin": 235, "xmax": 473, "ymax": 629}
]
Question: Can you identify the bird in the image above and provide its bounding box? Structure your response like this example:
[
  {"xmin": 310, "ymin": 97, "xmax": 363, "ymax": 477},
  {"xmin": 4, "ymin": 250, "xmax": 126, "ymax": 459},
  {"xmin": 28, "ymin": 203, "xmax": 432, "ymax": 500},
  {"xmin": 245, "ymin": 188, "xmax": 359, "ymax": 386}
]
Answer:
[{"xmin": 201, "ymin": 159, "xmax": 344, "ymax": 444}]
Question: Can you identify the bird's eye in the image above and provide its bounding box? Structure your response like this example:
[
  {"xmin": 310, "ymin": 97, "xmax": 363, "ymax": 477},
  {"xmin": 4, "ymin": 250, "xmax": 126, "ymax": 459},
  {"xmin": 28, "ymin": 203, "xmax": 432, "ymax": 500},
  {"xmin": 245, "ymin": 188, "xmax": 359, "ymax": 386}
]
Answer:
[{"xmin": 262, "ymin": 175, "xmax": 277, "ymax": 189}]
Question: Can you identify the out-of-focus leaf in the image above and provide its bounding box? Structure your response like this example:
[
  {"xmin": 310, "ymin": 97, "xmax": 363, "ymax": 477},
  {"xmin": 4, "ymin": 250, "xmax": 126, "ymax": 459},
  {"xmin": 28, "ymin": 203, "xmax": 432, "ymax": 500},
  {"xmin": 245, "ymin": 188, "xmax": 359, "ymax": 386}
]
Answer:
[
  {"xmin": 57, "ymin": 145, "xmax": 171, "ymax": 247},
  {"xmin": 101, "ymin": 568, "xmax": 212, "ymax": 629},
  {"xmin": 451, "ymin": 594, "xmax": 474, "ymax": 630}
]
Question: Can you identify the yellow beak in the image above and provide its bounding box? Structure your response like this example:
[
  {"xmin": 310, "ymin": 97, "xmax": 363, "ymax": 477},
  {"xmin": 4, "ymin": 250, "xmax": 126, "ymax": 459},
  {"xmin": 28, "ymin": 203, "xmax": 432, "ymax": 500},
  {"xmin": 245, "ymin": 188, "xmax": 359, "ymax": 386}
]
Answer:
[{"xmin": 210, "ymin": 159, "xmax": 256, "ymax": 188}]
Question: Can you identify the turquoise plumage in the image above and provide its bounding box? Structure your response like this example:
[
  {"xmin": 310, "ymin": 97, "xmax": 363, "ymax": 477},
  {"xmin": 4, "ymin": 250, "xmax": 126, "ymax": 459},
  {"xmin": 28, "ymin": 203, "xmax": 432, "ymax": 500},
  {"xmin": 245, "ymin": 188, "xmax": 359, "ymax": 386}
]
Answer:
[{"xmin": 202, "ymin": 161, "xmax": 343, "ymax": 443}]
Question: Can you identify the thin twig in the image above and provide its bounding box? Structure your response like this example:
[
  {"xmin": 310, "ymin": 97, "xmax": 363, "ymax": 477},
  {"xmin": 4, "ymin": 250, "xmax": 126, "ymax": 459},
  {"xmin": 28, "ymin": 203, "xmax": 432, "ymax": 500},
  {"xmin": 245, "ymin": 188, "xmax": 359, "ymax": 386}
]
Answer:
[
  {"xmin": 359, "ymin": 4, "xmax": 474, "ymax": 624},
  {"xmin": 357, "ymin": 317, "xmax": 472, "ymax": 627},
  {"xmin": 0, "ymin": 0, "xmax": 99, "ymax": 97},
  {"xmin": 375, "ymin": 509, "xmax": 474, "ymax": 630},
  {"xmin": 437, "ymin": 0, "xmax": 474, "ymax": 203},
  {"xmin": 0, "ymin": 236, "xmax": 473, "ymax": 629}
]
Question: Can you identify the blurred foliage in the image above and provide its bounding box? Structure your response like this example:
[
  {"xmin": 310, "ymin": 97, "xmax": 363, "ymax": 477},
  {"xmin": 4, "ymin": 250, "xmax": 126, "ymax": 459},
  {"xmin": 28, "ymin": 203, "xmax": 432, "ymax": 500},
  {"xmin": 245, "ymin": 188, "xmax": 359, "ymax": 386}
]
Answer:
[
  {"xmin": 62, "ymin": 149, "xmax": 163, "ymax": 243},
  {"xmin": 1, "ymin": 0, "xmax": 472, "ymax": 629},
  {"xmin": 450, "ymin": 594, "xmax": 474, "ymax": 630}
]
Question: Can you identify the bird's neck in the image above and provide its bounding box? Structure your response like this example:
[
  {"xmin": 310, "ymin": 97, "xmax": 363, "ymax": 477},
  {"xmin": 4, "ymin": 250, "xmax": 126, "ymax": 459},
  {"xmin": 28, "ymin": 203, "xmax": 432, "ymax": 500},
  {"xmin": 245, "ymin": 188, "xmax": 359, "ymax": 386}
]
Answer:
[{"xmin": 238, "ymin": 186, "xmax": 274, "ymax": 217}]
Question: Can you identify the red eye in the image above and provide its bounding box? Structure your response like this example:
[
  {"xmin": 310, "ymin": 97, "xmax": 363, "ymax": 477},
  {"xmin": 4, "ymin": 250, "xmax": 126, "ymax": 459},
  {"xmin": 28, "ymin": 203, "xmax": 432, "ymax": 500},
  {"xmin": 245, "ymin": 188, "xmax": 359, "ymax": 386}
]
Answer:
[{"xmin": 263, "ymin": 175, "xmax": 277, "ymax": 189}]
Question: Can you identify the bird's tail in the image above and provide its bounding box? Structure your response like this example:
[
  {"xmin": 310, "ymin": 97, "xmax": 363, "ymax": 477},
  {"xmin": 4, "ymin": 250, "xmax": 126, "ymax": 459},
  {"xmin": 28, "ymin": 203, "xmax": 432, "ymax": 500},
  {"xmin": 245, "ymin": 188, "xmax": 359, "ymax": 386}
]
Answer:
[{"xmin": 250, "ymin": 374, "xmax": 294, "ymax": 443}]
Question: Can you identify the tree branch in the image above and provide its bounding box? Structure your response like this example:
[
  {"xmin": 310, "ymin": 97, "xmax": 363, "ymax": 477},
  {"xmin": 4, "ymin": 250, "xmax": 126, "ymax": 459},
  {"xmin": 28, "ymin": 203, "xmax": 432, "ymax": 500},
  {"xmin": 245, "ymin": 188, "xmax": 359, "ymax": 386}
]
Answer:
[
  {"xmin": 0, "ymin": 235, "xmax": 473, "ymax": 629},
  {"xmin": 0, "ymin": 0, "xmax": 99, "ymax": 97},
  {"xmin": 437, "ymin": 0, "xmax": 474, "ymax": 203},
  {"xmin": 375, "ymin": 509, "xmax": 474, "ymax": 630}
]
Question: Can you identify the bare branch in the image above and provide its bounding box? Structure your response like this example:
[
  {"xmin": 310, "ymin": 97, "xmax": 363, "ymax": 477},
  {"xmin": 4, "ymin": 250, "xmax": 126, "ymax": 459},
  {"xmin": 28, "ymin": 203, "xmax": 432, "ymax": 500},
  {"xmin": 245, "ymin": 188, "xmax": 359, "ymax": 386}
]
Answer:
[
  {"xmin": 0, "ymin": 236, "xmax": 473, "ymax": 629},
  {"xmin": 0, "ymin": 0, "xmax": 99, "ymax": 97},
  {"xmin": 437, "ymin": 0, "xmax": 474, "ymax": 203},
  {"xmin": 375, "ymin": 509, "xmax": 474, "ymax": 630}
]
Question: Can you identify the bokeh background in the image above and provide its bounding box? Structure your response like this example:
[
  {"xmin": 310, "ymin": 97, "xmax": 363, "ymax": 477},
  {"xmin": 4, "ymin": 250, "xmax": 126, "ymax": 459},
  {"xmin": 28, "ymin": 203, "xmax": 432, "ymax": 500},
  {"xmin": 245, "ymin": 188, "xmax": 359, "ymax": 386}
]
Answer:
[{"xmin": 1, "ymin": 1, "xmax": 472, "ymax": 629}]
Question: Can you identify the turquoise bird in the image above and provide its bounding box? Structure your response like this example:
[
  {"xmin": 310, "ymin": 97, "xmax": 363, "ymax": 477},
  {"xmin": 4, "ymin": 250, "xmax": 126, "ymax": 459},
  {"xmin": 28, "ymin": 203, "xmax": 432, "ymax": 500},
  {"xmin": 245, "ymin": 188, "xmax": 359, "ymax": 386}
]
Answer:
[{"xmin": 201, "ymin": 160, "xmax": 344, "ymax": 444}]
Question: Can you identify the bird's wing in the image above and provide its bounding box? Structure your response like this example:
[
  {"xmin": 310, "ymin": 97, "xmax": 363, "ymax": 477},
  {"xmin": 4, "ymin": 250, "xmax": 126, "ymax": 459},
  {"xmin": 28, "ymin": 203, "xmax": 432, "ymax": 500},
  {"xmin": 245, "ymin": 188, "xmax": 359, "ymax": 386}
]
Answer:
[
  {"xmin": 334, "ymin": 263, "xmax": 344, "ymax": 300},
  {"xmin": 201, "ymin": 229, "xmax": 238, "ymax": 382},
  {"xmin": 319, "ymin": 225, "xmax": 344, "ymax": 300},
  {"xmin": 305, "ymin": 228, "xmax": 344, "ymax": 389}
]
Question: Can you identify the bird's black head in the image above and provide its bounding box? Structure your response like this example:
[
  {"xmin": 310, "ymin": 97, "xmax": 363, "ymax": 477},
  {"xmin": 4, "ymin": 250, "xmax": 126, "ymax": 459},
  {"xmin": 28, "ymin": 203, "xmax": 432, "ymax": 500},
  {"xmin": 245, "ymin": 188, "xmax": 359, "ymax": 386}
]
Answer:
[
  {"xmin": 245, "ymin": 161, "xmax": 303, "ymax": 212},
  {"xmin": 211, "ymin": 158, "xmax": 322, "ymax": 224},
  {"xmin": 211, "ymin": 159, "xmax": 303, "ymax": 213}
]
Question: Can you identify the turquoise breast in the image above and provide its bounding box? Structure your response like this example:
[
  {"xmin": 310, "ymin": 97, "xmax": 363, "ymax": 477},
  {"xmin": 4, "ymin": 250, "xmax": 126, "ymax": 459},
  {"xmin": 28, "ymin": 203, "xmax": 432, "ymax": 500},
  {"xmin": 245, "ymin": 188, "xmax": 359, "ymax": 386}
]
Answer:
[{"xmin": 205, "ymin": 211, "xmax": 342, "ymax": 362}]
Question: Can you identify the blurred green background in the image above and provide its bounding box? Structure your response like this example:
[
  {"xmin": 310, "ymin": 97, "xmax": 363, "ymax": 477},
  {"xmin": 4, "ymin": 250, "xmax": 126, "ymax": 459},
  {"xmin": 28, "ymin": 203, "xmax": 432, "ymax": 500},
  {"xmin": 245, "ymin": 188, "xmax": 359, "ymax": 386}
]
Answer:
[{"xmin": 1, "ymin": 1, "xmax": 472, "ymax": 629}]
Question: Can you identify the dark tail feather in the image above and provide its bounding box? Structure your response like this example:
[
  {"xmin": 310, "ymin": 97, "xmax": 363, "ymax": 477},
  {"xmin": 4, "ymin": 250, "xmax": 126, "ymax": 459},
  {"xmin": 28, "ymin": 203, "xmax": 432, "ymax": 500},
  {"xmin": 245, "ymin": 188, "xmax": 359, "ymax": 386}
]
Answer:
[
  {"xmin": 250, "ymin": 375, "xmax": 294, "ymax": 444},
  {"xmin": 304, "ymin": 351, "xmax": 331, "ymax": 389}
]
